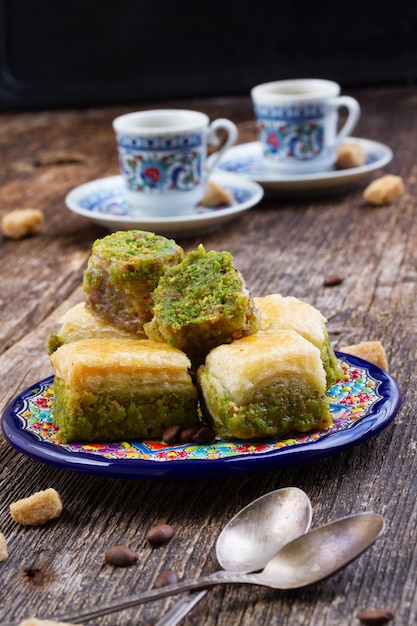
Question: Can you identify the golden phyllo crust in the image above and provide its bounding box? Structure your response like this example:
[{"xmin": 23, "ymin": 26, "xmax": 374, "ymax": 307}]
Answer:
[
  {"xmin": 198, "ymin": 330, "xmax": 332, "ymax": 440},
  {"xmin": 47, "ymin": 302, "xmax": 143, "ymax": 354},
  {"xmin": 254, "ymin": 294, "xmax": 342, "ymax": 387},
  {"xmin": 50, "ymin": 337, "xmax": 198, "ymax": 443}
]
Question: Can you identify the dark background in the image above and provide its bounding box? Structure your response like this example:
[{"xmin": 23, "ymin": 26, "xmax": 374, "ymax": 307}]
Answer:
[{"xmin": 1, "ymin": 0, "xmax": 417, "ymax": 110}]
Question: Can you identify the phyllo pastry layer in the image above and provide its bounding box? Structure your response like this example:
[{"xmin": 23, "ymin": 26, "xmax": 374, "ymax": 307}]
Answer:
[
  {"xmin": 47, "ymin": 302, "xmax": 144, "ymax": 354},
  {"xmin": 83, "ymin": 230, "xmax": 183, "ymax": 334},
  {"xmin": 50, "ymin": 337, "xmax": 198, "ymax": 443},
  {"xmin": 254, "ymin": 294, "xmax": 342, "ymax": 387},
  {"xmin": 198, "ymin": 330, "xmax": 332, "ymax": 440},
  {"xmin": 144, "ymin": 244, "xmax": 260, "ymax": 368}
]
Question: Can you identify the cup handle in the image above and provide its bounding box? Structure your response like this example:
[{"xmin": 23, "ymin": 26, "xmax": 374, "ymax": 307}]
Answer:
[
  {"xmin": 205, "ymin": 118, "xmax": 238, "ymax": 179},
  {"xmin": 331, "ymin": 96, "xmax": 361, "ymax": 147}
]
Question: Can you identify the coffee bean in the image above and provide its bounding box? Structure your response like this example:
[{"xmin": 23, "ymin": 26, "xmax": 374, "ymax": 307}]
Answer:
[
  {"xmin": 357, "ymin": 608, "xmax": 394, "ymax": 625},
  {"xmin": 323, "ymin": 273, "xmax": 344, "ymax": 287},
  {"xmin": 146, "ymin": 523, "xmax": 176, "ymax": 544},
  {"xmin": 153, "ymin": 570, "xmax": 179, "ymax": 588},
  {"xmin": 162, "ymin": 424, "xmax": 182, "ymax": 445},
  {"xmin": 178, "ymin": 427, "xmax": 200, "ymax": 443},
  {"xmin": 104, "ymin": 544, "xmax": 139, "ymax": 567},
  {"xmin": 192, "ymin": 426, "xmax": 216, "ymax": 444}
]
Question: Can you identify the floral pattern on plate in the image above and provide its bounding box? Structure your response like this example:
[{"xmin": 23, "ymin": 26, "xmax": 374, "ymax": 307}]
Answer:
[
  {"xmin": 77, "ymin": 183, "xmax": 253, "ymax": 217},
  {"xmin": 218, "ymin": 140, "xmax": 382, "ymax": 177},
  {"xmin": 65, "ymin": 171, "xmax": 264, "ymax": 238},
  {"xmin": 207, "ymin": 138, "xmax": 393, "ymax": 197},
  {"xmin": 6, "ymin": 357, "xmax": 393, "ymax": 462}
]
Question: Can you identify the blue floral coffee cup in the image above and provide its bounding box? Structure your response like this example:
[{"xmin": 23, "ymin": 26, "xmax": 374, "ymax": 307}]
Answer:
[
  {"xmin": 251, "ymin": 79, "xmax": 360, "ymax": 174},
  {"xmin": 113, "ymin": 109, "xmax": 238, "ymax": 215}
]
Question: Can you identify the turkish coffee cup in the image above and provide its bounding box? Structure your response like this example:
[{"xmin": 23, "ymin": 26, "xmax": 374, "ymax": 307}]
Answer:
[
  {"xmin": 113, "ymin": 109, "xmax": 238, "ymax": 216},
  {"xmin": 251, "ymin": 78, "xmax": 360, "ymax": 174}
]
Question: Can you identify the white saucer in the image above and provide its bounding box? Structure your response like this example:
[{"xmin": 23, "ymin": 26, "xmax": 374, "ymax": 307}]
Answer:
[
  {"xmin": 209, "ymin": 137, "xmax": 393, "ymax": 196},
  {"xmin": 65, "ymin": 171, "xmax": 264, "ymax": 237}
]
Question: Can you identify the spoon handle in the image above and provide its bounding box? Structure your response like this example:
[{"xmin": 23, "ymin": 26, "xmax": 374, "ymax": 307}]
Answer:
[
  {"xmin": 44, "ymin": 570, "xmax": 259, "ymax": 624},
  {"xmin": 154, "ymin": 590, "xmax": 208, "ymax": 626}
]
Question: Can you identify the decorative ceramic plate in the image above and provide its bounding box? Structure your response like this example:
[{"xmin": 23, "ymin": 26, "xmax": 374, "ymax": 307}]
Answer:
[
  {"xmin": 65, "ymin": 171, "xmax": 264, "ymax": 237},
  {"xmin": 209, "ymin": 137, "xmax": 393, "ymax": 196},
  {"xmin": 2, "ymin": 354, "xmax": 401, "ymax": 480}
]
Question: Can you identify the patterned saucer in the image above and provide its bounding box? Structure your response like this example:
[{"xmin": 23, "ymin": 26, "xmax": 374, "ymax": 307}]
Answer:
[
  {"xmin": 2, "ymin": 353, "xmax": 401, "ymax": 480},
  {"xmin": 65, "ymin": 170, "xmax": 264, "ymax": 237},
  {"xmin": 210, "ymin": 137, "xmax": 393, "ymax": 196}
]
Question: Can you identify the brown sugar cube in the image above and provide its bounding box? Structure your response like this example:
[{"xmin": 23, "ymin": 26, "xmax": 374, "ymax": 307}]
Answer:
[
  {"xmin": 18, "ymin": 617, "xmax": 75, "ymax": 626},
  {"xmin": 0, "ymin": 531, "xmax": 8, "ymax": 561},
  {"xmin": 335, "ymin": 142, "xmax": 366, "ymax": 169},
  {"xmin": 363, "ymin": 174, "xmax": 404, "ymax": 206},
  {"xmin": 200, "ymin": 180, "xmax": 234, "ymax": 207},
  {"xmin": 10, "ymin": 488, "xmax": 63, "ymax": 526},
  {"xmin": 2, "ymin": 209, "xmax": 45, "ymax": 239},
  {"xmin": 339, "ymin": 341, "xmax": 389, "ymax": 371}
]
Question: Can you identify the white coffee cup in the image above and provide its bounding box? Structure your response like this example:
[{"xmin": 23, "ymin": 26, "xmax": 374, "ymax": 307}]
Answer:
[
  {"xmin": 113, "ymin": 109, "xmax": 238, "ymax": 215},
  {"xmin": 251, "ymin": 79, "xmax": 360, "ymax": 174}
]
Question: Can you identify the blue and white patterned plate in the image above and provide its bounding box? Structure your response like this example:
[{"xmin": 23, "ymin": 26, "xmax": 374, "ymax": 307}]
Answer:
[
  {"xmin": 1, "ymin": 354, "xmax": 401, "ymax": 480},
  {"xmin": 209, "ymin": 137, "xmax": 393, "ymax": 196},
  {"xmin": 65, "ymin": 171, "xmax": 264, "ymax": 237}
]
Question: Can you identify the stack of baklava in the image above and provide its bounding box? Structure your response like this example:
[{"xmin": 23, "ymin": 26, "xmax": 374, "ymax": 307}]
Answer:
[{"xmin": 49, "ymin": 230, "xmax": 341, "ymax": 444}]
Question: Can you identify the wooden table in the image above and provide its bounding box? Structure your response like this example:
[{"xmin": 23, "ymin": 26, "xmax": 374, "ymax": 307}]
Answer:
[{"xmin": 0, "ymin": 87, "xmax": 415, "ymax": 625}]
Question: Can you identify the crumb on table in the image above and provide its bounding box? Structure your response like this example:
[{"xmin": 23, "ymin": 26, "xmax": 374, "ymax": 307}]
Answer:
[{"xmin": 34, "ymin": 149, "xmax": 86, "ymax": 166}]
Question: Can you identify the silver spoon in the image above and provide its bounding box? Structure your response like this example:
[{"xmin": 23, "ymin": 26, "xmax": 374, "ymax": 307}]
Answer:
[
  {"xmin": 3, "ymin": 488, "xmax": 312, "ymax": 626},
  {"xmin": 155, "ymin": 486, "xmax": 313, "ymax": 626},
  {"xmin": 16, "ymin": 511, "xmax": 383, "ymax": 625}
]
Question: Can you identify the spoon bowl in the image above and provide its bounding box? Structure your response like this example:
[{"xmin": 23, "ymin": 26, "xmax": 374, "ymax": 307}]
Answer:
[
  {"xmin": 156, "ymin": 486, "xmax": 312, "ymax": 626},
  {"xmin": 254, "ymin": 512, "xmax": 385, "ymax": 589},
  {"xmin": 216, "ymin": 486, "xmax": 313, "ymax": 573}
]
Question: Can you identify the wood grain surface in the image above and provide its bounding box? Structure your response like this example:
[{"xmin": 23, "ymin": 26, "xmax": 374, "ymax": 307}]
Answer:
[{"xmin": 0, "ymin": 88, "xmax": 416, "ymax": 625}]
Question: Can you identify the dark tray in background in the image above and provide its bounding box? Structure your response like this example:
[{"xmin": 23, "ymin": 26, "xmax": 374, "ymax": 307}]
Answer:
[{"xmin": 1, "ymin": 0, "xmax": 417, "ymax": 111}]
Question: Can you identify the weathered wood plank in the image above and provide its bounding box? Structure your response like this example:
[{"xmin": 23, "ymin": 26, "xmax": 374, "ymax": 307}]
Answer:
[{"xmin": 0, "ymin": 89, "xmax": 415, "ymax": 625}]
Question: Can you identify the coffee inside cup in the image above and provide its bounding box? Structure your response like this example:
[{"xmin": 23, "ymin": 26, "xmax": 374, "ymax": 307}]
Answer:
[
  {"xmin": 254, "ymin": 79, "xmax": 340, "ymax": 99},
  {"xmin": 115, "ymin": 110, "xmax": 207, "ymax": 133}
]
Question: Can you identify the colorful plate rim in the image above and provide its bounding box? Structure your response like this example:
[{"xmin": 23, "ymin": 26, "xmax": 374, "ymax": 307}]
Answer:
[{"xmin": 2, "ymin": 353, "xmax": 401, "ymax": 480}]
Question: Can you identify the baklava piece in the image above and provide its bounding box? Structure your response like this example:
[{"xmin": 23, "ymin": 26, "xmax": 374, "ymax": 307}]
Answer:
[
  {"xmin": 50, "ymin": 338, "xmax": 198, "ymax": 443},
  {"xmin": 254, "ymin": 294, "xmax": 342, "ymax": 387},
  {"xmin": 83, "ymin": 230, "xmax": 183, "ymax": 334},
  {"xmin": 48, "ymin": 302, "xmax": 143, "ymax": 354},
  {"xmin": 144, "ymin": 244, "xmax": 260, "ymax": 368},
  {"xmin": 198, "ymin": 330, "xmax": 332, "ymax": 440}
]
